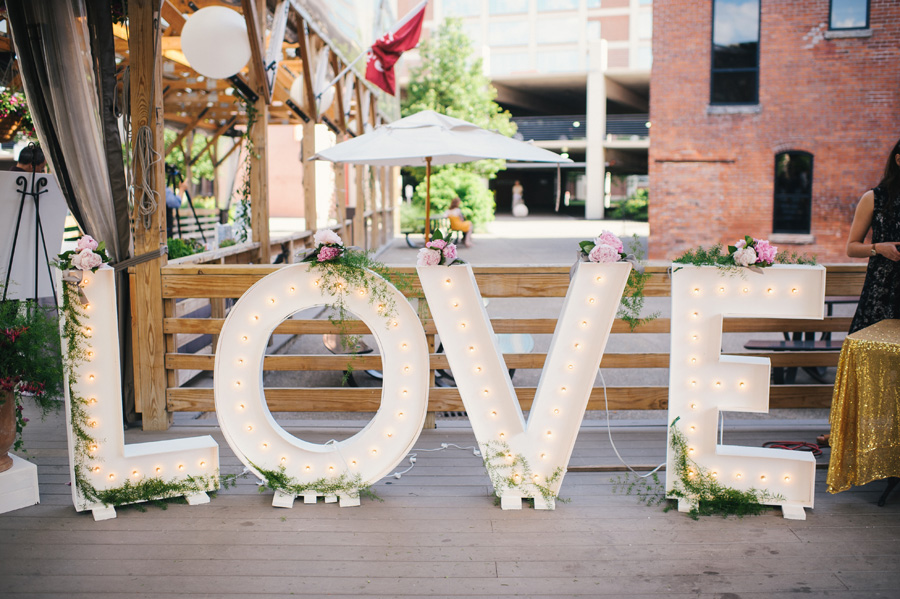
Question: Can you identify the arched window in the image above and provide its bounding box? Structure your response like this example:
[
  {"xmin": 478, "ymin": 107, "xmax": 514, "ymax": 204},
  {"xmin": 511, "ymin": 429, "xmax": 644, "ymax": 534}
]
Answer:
[{"xmin": 773, "ymin": 151, "xmax": 813, "ymax": 234}]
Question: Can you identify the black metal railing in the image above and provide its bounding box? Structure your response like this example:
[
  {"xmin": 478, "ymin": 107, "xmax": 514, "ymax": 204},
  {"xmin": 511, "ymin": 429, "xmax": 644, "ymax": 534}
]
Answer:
[{"xmin": 511, "ymin": 114, "xmax": 649, "ymax": 141}]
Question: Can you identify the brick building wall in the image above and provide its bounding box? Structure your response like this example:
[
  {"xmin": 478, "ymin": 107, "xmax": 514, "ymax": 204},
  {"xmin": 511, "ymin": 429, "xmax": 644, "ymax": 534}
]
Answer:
[{"xmin": 648, "ymin": 0, "xmax": 900, "ymax": 262}]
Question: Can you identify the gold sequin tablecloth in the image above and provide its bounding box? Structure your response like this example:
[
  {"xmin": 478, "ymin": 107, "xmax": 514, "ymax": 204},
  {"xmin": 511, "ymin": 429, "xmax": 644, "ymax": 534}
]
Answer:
[{"xmin": 827, "ymin": 319, "xmax": 900, "ymax": 494}]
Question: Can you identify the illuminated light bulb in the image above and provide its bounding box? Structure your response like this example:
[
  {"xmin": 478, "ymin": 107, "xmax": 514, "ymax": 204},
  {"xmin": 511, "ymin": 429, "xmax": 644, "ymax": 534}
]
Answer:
[
  {"xmin": 546, "ymin": 430, "xmax": 552, "ymax": 437},
  {"xmin": 262, "ymin": 443, "xmax": 268, "ymax": 449},
  {"xmin": 88, "ymin": 374, "xmax": 95, "ymax": 381},
  {"xmin": 89, "ymin": 444, "xmax": 98, "ymax": 452},
  {"xmin": 735, "ymin": 473, "xmax": 742, "ymax": 479},
  {"xmin": 595, "ymin": 275, "xmax": 603, "ymax": 283},
  {"xmin": 553, "ymin": 408, "xmax": 560, "ymax": 415},
  {"xmin": 358, "ymin": 288, "xmax": 366, "ymax": 296},
  {"xmin": 691, "ymin": 335, "xmax": 698, "ymax": 341},
  {"xmin": 692, "ymin": 287, "xmax": 700, "ymax": 295},
  {"xmin": 155, "ymin": 467, "xmax": 162, "ymax": 474},
  {"xmin": 234, "ymin": 380, "xmax": 242, "ymax": 388},
  {"xmin": 397, "ymin": 411, "xmax": 404, "ymax": 417},
  {"xmin": 269, "ymin": 297, "xmax": 276, "ymax": 305},
  {"xmin": 512, "ymin": 473, "xmax": 521, "ymax": 481},
  {"xmin": 767, "ymin": 287, "xmax": 774, "ymax": 295},
  {"xmin": 505, "ymin": 453, "xmax": 513, "ymax": 461},
  {"xmin": 490, "ymin": 410, "xmax": 497, "ymax": 417},
  {"xmin": 386, "ymin": 432, "xmax": 393, "ymax": 438},
  {"xmin": 305, "ymin": 465, "xmax": 311, "ymax": 471},
  {"xmin": 85, "ymin": 327, "xmax": 93, "ymax": 335},
  {"xmin": 403, "ymin": 366, "xmax": 410, "ymax": 373},
  {"xmin": 499, "ymin": 432, "xmax": 505, "ymax": 439},
  {"xmin": 132, "ymin": 470, "xmax": 139, "ymax": 478},
  {"xmin": 567, "ymin": 363, "xmax": 574, "ymax": 370},
  {"xmin": 329, "ymin": 466, "xmax": 335, "ymax": 471},
  {"xmin": 739, "ymin": 381, "xmax": 746, "ymax": 388},
  {"xmin": 689, "ymin": 426, "xmax": 696, "ymax": 432},
  {"xmin": 468, "ymin": 346, "xmax": 475, "ymax": 352},
  {"xmin": 89, "ymin": 420, "xmax": 98, "ymax": 428},
  {"xmin": 690, "ymin": 357, "xmax": 697, "ymax": 364},
  {"xmin": 89, "ymin": 397, "xmax": 97, "ymax": 404},
  {"xmin": 691, "ymin": 311, "xmax": 699, "ymax": 319},
  {"xmin": 238, "ymin": 403, "xmax": 245, "ymax": 410},
  {"xmin": 452, "ymin": 302, "xmax": 459, "ymax": 309},
  {"xmin": 715, "ymin": 381, "xmax": 722, "ymax": 388},
  {"xmin": 574, "ymin": 343, "xmax": 581, "ymax": 350},
  {"xmin": 400, "ymin": 343, "xmax": 408, "ymax": 350},
  {"xmin": 691, "ymin": 380, "xmax": 697, "ymax": 387},
  {"xmin": 474, "ymin": 366, "xmax": 483, "ymax": 373},
  {"xmin": 252, "ymin": 315, "xmax": 259, "ymax": 321},
  {"xmin": 371, "ymin": 449, "xmax": 378, "ymax": 455},
  {"xmin": 237, "ymin": 358, "xmax": 244, "ymax": 366},
  {"xmin": 247, "ymin": 425, "xmax": 253, "ymax": 431},
  {"xmin": 377, "ymin": 304, "xmax": 385, "ymax": 313},
  {"xmin": 760, "ymin": 475, "xmax": 767, "ymax": 482},
  {"xmin": 688, "ymin": 447, "xmax": 695, "ymax": 454},
  {"xmin": 84, "ymin": 303, "xmax": 91, "ymax": 310},
  {"xmin": 580, "ymin": 320, "xmax": 588, "ymax": 328},
  {"xmin": 690, "ymin": 402, "xmax": 698, "ymax": 410},
  {"xmin": 280, "ymin": 457, "xmax": 286, "ymax": 463},
  {"xmin": 178, "ymin": 464, "xmax": 185, "ymax": 471},
  {"xmin": 93, "ymin": 466, "xmax": 101, "ymax": 473},
  {"xmin": 540, "ymin": 453, "xmax": 547, "ymax": 459},
  {"xmin": 392, "ymin": 321, "xmax": 399, "ymax": 328},
  {"xmin": 351, "ymin": 461, "xmax": 357, "ymax": 466},
  {"xmin": 742, "ymin": 287, "xmax": 749, "ymax": 294},
  {"xmin": 289, "ymin": 286, "xmax": 296, "ymax": 293},
  {"xmin": 444, "ymin": 278, "xmax": 452, "ymax": 286},
  {"xmin": 401, "ymin": 389, "xmax": 408, "ymax": 396},
  {"xmin": 314, "ymin": 279, "xmax": 321, "ymax": 286},
  {"xmin": 588, "ymin": 297, "xmax": 596, "ymax": 304},
  {"xmin": 109, "ymin": 473, "xmax": 116, "ymax": 480},
  {"xmin": 711, "ymin": 471, "xmax": 718, "ymax": 478},
  {"xmin": 533, "ymin": 474, "xmax": 540, "ymax": 481},
  {"xmin": 791, "ymin": 287, "xmax": 798, "ymax": 294},
  {"xmin": 483, "ymin": 389, "xmax": 489, "ymax": 396},
  {"xmin": 87, "ymin": 351, "xmax": 94, "ymax": 359},
  {"xmin": 687, "ymin": 469, "xmax": 695, "ymax": 477},
  {"xmin": 560, "ymin": 387, "xmax": 567, "ymax": 393},
  {"xmin": 459, "ymin": 322, "xmax": 467, "ymax": 329},
  {"xmin": 784, "ymin": 475, "xmax": 791, "ymax": 482},
  {"xmin": 718, "ymin": 286, "xmax": 725, "ymax": 294},
  {"xmin": 80, "ymin": 278, "xmax": 89, "ymax": 287},
  {"xmin": 241, "ymin": 336, "xmax": 248, "ymax": 342}
]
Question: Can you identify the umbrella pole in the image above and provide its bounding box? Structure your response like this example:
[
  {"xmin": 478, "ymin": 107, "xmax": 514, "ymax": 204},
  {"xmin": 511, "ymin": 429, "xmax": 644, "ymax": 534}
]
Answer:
[{"xmin": 424, "ymin": 156, "xmax": 432, "ymax": 244}]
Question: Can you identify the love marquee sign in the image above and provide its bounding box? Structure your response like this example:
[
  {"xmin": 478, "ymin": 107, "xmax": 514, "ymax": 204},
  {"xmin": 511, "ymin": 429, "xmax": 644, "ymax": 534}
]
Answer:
[{"xmin": 60, "ymin": 262, "xmax": 825, "ymax": 520}]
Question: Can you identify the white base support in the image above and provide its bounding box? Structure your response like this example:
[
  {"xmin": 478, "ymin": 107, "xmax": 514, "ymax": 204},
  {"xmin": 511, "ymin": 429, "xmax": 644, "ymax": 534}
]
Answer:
[
  {"xmin": 185, "ymin": 492, "xmax": 210, "ymax": 506},
  {"xmin": 324, "ymin": 494, "xmax": 337, "ymax": 504},
  {"xmin": 0, "ymin": 454, "xmax": 40, "ymax": 515},
  {"xmin": 272, "ymin": 491, "xmax": 296, "ymax": 508},
  {"xmin": 339, "ymin": 494, "xmax": 360, "ymax": 507},
  {"xmin": 500, "ymin": 496, "xmax": 523, "ymax": 510},
  {"xmin": 677, "ymin": 498, "xmax": 694, "ymax": 513},
  {"xmin": 533, "ymin": 496, "xmax": 556, "ymax": 510},
  {"xmin": 780, "ymin": 504, "xmax": 808, "ymax": 520},
  {"xmin": 302, "ymin": 493, "xmax": 317, "ymax": 504},
  {"xmin": 91, "ymin": 506, "xmax": 117, "ymax": 521}
]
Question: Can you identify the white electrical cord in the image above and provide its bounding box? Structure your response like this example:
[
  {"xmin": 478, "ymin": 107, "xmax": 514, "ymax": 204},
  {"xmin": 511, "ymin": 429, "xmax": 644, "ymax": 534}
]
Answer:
[
  {"xmin": 600, "ymin": 369, "xmax": 666, "ymax": 478},
  {"xmin": 389, "ymin": 443, "xmax": 480, "ymax": 479}
]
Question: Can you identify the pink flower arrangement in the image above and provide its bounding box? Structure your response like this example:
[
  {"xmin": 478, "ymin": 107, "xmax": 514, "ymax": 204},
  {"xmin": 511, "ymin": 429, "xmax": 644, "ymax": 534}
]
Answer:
[
  {"xmin": 302, "ymin": 229, "xmax": 346, "ymax": 263},
  {"xmin": 317, "ymin": 246, "xmax": 342, "ymax": 262},
  {"xmin": 579, "ymin": 230, "xmax": 625, "ymax": 263},
  {"xmin": 56, "ymin": 235, "xmax": 110, "ymax": 272},
  {"xmin": 416, "ymin": 230, "xmax": 464, "ymax": 266},
  {"xmin": 314, "ymin": 229, "xmax": 343, "ymax": 246},
  {"xmin": 728, "ymin": 236, "xmax": 778, "ymax": 268}
]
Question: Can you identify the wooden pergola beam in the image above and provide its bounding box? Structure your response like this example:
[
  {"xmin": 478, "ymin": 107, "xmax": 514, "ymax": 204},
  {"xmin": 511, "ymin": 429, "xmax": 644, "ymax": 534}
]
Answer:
[
  {"xmin": 189, "ymin": 116, "xmax": 237, "ymax": 166},
  {"xmin": 295, "ymin": 16, "xmax": 318, "ymax": 120},
  {"xmin": 330, "ymin": 53, "xmax": 347, "ymax": 133},
  {"xmin": 213, "ymin": 137, "xmax": 243, "ymax": 169},
  {"xmin": 241, "ymin": 0, "xmax": 271, "ymax": 101},
  {"xmin": 164, "ymin": 107, "xmax": 209, "ymax": 156},
  {"xmin": 265, "ymin": 1, "xmax": 289, "ymax": 102}
]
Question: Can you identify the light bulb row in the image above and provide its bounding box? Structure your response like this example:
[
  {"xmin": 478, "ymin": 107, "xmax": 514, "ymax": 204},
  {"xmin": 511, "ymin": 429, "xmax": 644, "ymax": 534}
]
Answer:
[
  {"xmin": 691, "ymin": 285, "xmax": 800, "ymax": 296},
  {"xmin": 687, "ymin": 378, "xmax": 747, "ymax": 390},
  {"xmin": 91, "ymin": 459, "xmax": 207, "ymax": 480}
]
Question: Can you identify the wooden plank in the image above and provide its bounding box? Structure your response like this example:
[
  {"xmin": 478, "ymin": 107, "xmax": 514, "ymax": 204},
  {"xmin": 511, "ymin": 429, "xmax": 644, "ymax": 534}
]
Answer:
[
  {"xmin": 129, "ymin": 0, "xmax": 171, "ymax": 431},
  {"xmin": 295, "ymin": 15, "xmax": 318, "ymax": 119},
  {"xmin": 166, "ymin": 384, "xmax": 833, "ymax": 412},
  {"xmin": 249, "ymin": 97, "xmax": 270, "ymax": 263},
  {"xmin": 302, "ymin": 120, "xmax": 317, "ymax": 230},
  {"xmin": 188, "ymin": 117, "xmax": 237, "ymax": 166},
  {"xmin": 164, "ymin": 107, "xmax": 208, "ymax": 156},
  {"xmin": 241, "ymin": 0, "xmax": 271, "ymax": 100}
]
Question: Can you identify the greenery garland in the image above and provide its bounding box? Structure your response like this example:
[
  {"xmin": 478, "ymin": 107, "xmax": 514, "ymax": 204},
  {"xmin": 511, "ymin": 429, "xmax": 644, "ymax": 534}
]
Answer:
[
  {"xmin": 60, "ymin": 280, "xmax": 236, "ymax": 509},
  {"xmin": 481, "ymin": 440, "xmax": 566, "ymax": 505},
  {"xmin": 233, "ymin": 98, "xmax": 259, "ymax": 242},
  {"xmin": 612, "ymin": 417, "xmax": 784, "ymax": 520},
  {"xmin": 673, "ymin": 243, "xmax": 817, "ymax": 275},
  {"xmin": 252, "ymin": 462, "xmax": 381, "ymax": 502},
  {"xmin": 617, "ymin": 234, "xmax": 659, "ymax": 332}
]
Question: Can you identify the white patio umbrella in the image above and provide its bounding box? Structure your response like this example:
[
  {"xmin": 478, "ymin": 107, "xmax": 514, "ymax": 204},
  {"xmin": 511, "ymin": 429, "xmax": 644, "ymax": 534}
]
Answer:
[{"xmin": 311, "ymin": 110, "xmax": 572, "ymax": 241}]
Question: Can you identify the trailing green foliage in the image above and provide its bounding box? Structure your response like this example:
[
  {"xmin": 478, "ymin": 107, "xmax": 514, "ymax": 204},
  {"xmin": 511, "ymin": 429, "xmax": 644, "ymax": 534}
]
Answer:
[
  {"xmin": 253, "ymin": 463, "xmax": 381, "ymax": 502},
  {"xmin": 411, "ymin": 166, "xmax": 495, "ymax": 227},
  {"xmin": 617, "ymin": 234, "xmax": 660, "ymax": 332},
  {"xmin": 166, "ymin": 237, "xmax": 206, "ymax": 259},
  {"xmin": 607, "ymin": 188, "xmax": 648, "ymax": 221},
  {"xmin": 232, "ymin": 98, "xmax": 258, "ymax": 242},
  {"xmin": 611, "ymin": 470, "xmax": 667, "ymax": 507},
  {"xmin": 481, "ymin": 441, "xmax": 566, "ymax": 504},
  {"xmin": 673, "ymin": 244, "xmax": 817, "ymax": 273}
]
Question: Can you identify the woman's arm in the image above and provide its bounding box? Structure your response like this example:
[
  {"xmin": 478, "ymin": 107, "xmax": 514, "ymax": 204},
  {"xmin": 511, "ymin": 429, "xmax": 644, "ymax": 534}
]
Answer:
[{"xmin": 846, "ymin": 190, "xmax": 900, "ymax": 260}]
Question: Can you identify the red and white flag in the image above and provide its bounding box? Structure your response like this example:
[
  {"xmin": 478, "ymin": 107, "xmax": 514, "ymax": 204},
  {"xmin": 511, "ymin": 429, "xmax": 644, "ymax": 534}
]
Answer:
[{"xmin": 365, "ymin": 1, "xmax": 427, "ymax": 96}]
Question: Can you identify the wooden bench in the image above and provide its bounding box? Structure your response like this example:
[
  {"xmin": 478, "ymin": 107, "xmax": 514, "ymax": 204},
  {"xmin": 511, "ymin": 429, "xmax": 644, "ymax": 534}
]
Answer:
[
  {"xmin": 402, "ymin": 216, "xmax": 461, "ymax": 248},
  {"xmin": 743, "ymin": 338, "xmax": 844, "ymax": 384}
]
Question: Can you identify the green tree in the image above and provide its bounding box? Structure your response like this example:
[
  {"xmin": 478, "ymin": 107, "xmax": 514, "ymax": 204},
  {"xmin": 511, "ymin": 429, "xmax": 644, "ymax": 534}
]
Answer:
[
  {"xmin": 402, "ymin": 18, "xmax": 515, "ymax": 224},
  {"xmin": 163, "ymin": 129, "xmax": 216, "ymax": 186}
]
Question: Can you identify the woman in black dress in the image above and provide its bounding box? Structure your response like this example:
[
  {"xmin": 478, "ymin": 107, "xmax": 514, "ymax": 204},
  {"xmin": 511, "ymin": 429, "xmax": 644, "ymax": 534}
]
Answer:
[{"xmin": 847, "ymin": 138, "xmax": 900, "ymax": 333}]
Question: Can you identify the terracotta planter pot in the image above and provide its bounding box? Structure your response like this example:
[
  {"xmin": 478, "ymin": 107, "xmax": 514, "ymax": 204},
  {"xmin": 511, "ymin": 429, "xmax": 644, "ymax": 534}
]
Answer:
[{"xmin": 0, "ymin": 390, "xmax": 15, "ymax": 473}]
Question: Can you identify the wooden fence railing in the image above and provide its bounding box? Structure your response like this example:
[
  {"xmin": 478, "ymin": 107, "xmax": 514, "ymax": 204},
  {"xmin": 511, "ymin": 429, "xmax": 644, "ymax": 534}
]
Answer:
[{"xmin": 146, "ymin": 264, "xmax": 866, "ymax": 423}]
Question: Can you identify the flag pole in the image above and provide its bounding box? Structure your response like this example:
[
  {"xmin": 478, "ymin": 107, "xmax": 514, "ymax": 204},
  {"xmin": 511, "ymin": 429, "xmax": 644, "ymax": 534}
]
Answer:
[{"xmin": 316, "ymin": 51, "xmax": 367, "ymax": 100}]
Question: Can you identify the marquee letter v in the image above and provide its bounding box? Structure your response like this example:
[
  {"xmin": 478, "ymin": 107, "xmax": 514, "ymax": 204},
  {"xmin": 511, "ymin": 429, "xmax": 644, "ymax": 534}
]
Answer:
[{"xmin": 418, "ymin": 262, "xmax": 630, "ymax": 509}]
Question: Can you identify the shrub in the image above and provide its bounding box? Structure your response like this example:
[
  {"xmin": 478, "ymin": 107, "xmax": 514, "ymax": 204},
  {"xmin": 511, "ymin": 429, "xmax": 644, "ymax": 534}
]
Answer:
[
  {"xmin": 167, "ymin": 237, "xmax": 206, "ymax": 259},
  {"xmin": 411, "ymin": 167, "xmax": 495, "ymax": 228},
  {"xmin": 608, "ymin": 188, "xmax": 648, "ymax": 222}
]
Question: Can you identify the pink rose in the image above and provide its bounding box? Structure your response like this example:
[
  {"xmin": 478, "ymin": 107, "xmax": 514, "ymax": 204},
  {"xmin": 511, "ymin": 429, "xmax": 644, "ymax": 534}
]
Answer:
[
  {"xmin": 314, "ymin": 229, "xmax": 343, "ymax": 246},
  {"xmin": 588, "ymin": 243, "xmax": 620, "ymax": 263},
  {"xmin": 76, "ymin": 235, "xmax": 99, "ymax": 252},
  {"xmin": 426, "ymin": 239, "xmax": 447, "ymax": 250},
  {"xmin": 594, "ymin": 230, "xmax": 623, "ymax": 253},
  {"xmin": 416, "ymin": 248, "xmax": 441, "ymax": 266},
  {"xmin": 733, "ymin": 246, "xmax": 757, "ymax": 267},
  {"xmin": 73, "ymin": 249, "xmax": 103, "ymax": 270},
  {"xmin": 754, "ymin": 239, "xmax": 777, "ymax": 265},
  {"xmin": 442, "ymin": 243, "xmax": 458, "ymax": 262},
  {"xmin": 317, "ymin": 246, "xmax": 342, "ymax": 262}
]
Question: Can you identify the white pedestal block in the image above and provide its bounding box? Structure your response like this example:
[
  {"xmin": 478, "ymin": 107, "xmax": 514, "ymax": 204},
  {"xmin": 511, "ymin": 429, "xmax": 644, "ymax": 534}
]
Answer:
[{"xmin": 0, "ymin": 454, "xmax": 40, "ymax": 514}]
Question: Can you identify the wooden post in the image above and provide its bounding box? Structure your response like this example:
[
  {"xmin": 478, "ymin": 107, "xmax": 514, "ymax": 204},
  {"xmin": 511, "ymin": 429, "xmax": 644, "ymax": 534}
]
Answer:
[
  {"xmin": 353, "ymin": 82, "xmax": 366, "ymax": 248},
  {"xmin": 249, "ymin": 0, "xmax": 270, "ymax": 262},
  {"xmin": 302, "ymin": 120, "xmax": 317, "ymax": 233},
  {"xmin": 129, "ymin": 0, "xmax": 170, "ymax": 430}
]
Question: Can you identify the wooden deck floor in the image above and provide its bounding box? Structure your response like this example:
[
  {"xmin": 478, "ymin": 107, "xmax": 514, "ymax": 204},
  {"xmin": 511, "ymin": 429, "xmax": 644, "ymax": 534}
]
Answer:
[{"xmin": 2, "ymin": 410, "xmax": 899, "ymax": 599}]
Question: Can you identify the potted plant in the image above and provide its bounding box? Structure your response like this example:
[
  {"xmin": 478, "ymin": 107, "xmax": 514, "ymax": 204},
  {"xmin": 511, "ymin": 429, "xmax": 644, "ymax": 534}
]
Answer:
[{"xmin": 0, "ymin": 298, "xmax": 64, "ymax": 471}]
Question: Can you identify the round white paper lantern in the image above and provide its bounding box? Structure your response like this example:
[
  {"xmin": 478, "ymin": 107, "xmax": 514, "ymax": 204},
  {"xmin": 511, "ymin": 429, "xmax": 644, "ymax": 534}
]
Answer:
[
  {"xmin": 290, "ymin": 76, "xmax": 304, "ymax": 107},
  {"xmin": 181, "ymin": 6, "xmax": 251, "ymax": 79}
]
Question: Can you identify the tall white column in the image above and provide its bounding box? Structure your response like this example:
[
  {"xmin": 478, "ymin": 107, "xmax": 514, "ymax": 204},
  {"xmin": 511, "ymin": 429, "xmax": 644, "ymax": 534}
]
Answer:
[{"xmin": 585, "ymin": 39, "xmax": 607, "ymax": 220}]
